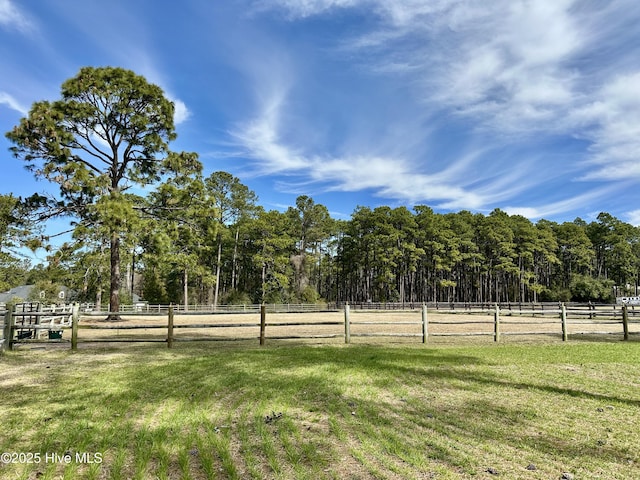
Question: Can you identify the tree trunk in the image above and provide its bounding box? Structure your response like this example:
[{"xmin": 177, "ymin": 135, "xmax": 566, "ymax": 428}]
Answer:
[
  {"xmin": 107, "ymin": 231, "xmax": 121, "ymax": 320},
  {"xmin": 95, "ymin": 243, "xmax": 105, "ymax": 312},
  {"xmin": 232, "ymin": 227, "xmax": 239, "ymax": 290},
  {"xmin": 130, "ymin": 251, "xmax": 136, "ymax": 301},
  {"xmin": 96, "ymin": 288, "xmax": 102, "ymax": 311},
  {"xmin": 261, "ymin": 263, "xmax": 266, "ymax": 304},
  {"xmin": 83, "ymin": 267, "xmax": 90, "ymax": 295},
  {"xmin": 183, "ymin": 268, "xmax": 189, "ymax": 311},
  {"xmin": 213, "ymin": 235, "xmax": 222, "ymax": 310},
  {"xmin": 126, "ymin": 260, "xmax": 131, "ymax": 297}
]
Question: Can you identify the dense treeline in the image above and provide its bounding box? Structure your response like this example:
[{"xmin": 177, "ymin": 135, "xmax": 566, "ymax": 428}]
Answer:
[
  {"xmin": 3, "ymin": 67, "xmax": 639, "ymax": 308},
  {"xmin": 334, "ymin": 206, "xmax": 639, "ymax": 304},
  {"xmin": 3, "ymin": 181, "xmax": 639, "ymax": 306}
]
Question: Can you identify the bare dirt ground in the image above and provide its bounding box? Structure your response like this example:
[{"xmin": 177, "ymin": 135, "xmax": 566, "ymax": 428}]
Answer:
[{"xmin": 65, "ymin": 308, "xmax": 636, "ymax": 348}]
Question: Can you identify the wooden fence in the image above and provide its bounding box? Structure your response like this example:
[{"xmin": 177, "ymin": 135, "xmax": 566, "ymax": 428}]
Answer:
[
  {"xmin": 1, "ymin": 304, "xmax": 78, "ymax": 353},
  {"xmin": 336, "ymin": 300, "xmax": 635, "ymax": 313},
  {"xmin": 77, "ymin": 300, "xmax": 612, "ymax": 314},
  {"xmin": 2, "ymin": 302, "xmax": 638, "ymax": 352},
  {"xmin": 0, "ymin": 309, "xmax": 4, "ymax": 352},
  {"xmin": 79, "ymin": 302, "xmax": 332, "ymax": 314}
]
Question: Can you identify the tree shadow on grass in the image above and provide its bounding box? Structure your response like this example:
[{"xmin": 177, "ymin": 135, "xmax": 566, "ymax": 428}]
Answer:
[{"xmin": 2, "ymin": 344, "xmax": 639, "ymax": 479}]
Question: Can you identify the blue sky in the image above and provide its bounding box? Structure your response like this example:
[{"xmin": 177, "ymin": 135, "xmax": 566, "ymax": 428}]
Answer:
[{"xmin": 2, "ymin": 0, "xmax": 640, "ymax": 245}]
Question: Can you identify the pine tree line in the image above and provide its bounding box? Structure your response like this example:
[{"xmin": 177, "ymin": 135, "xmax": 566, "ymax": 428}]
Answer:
[{"xmin": 4, "ymin": 175, "xmax": 639, "ymax": 306}]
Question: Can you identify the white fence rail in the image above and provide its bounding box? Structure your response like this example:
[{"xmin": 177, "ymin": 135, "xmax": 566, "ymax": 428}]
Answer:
[{"xmin": 80, "ymin": 302, "xmax": 334, "ymax": 315}]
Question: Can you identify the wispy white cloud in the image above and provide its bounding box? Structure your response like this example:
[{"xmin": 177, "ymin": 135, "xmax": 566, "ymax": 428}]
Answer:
[
  {"xmin": 231, "ymin": 87, "xmax": 499, "ymax": 209},
  {"xmin": 626, "ymin": 209, "xmax": 640, "ymax": 227},
  {"xmin": 395, "ymin": 0, "xmax": 583, "ymax": 136},
  {"xmin": 262, "ymin": 0, "xmax": 453, "ymax": 25},
  {"xmin": 232, "ymin": 109, "xmax": 309, "ymax": 173},
  {"xmin": 504, "ymin": 184, "xmax": 623, "ymax": 220},
  {"xmin": 0, "ymin": 91, "xmax": 28, "ymax": 115},
  {"xmin": 234, "ymin": 1, "xmax": 570, "ymax": 209},
  {"xmin": 245, "ymin": 0, "xmax": 640, "ymax": 219},
  {"xmin": 313, "ymin": 155, "xmax": 485, "ymax": 208},
  {"xmin": 169, "ymin": 97, "xmax": 190, "ymax": 125},
  {"xmin": 572, "ymin": 71, "xmax": 640, "ymax": 180},
  {"xmin": 227, "ymin": 32, "xmax": 311, "ymax": 172},
  {"xmin": 0, "ymin": 0, "xmax": 32, "ymax": 32},
  {"xmin": 256, "ymin": 0, "xmax": 359, "ymax": 18}
]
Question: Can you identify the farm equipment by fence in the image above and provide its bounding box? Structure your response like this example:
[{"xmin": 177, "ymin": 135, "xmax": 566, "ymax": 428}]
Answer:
[{"xmin": 2, "ymin": 302, "xmax": 638, "ymax": 352}]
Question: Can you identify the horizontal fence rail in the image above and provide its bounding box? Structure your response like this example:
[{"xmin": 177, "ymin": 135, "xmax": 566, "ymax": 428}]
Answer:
[
  {"xmin": 79, "ymin": 302, "xmax": 335, "ymax": 315},
  {"xmin": 2, "ymin": 302, "xmax": 638, "ymax": 352},
  {"xmin": 337, "ymin": 300, "xmax": 640, "ymax": 313}
]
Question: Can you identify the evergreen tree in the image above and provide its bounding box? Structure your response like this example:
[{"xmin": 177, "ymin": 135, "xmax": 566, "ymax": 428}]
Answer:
[
  {"xmin": 6, "ymin": 66, "xmax": 200, "ymax": 317},
  {"xmin": 204, "ymin": 172, "xmax": 258, "ymax": 307}
]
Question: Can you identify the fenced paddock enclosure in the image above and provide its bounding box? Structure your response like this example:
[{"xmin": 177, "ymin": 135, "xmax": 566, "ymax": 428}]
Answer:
[
  {"xmin": 2, "ymin": 302, "xmax": 638, "ymax": 351},
  {"xmin": 2, "ymin": 304, "xmax": 640, "ymax": 479}
]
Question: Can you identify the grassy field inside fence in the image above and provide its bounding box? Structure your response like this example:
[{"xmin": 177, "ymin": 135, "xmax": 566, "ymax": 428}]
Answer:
[{"xmin": 1, "ymin": 341, "xmax": 640, "ymax": 479}]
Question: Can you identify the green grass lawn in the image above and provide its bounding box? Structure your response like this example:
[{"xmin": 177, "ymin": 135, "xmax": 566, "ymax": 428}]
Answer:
[{"xmin": 1, "ymin": 341, "xmax": 639, "ymax": 479}]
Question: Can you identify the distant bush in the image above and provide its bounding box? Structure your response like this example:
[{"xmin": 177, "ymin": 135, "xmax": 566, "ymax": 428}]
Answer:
[
  {"xmin": 299, "ymin": 285, "xmax": 321, "ymax": 303},
  {"xmin": 539, "ymin": 286, "xmax": 571, "ymax": 303},
  {"xmin": 570, "ymin": 274, "xmax": 614, "ymax": 302},
  {"xmin": 223, "ymin": 290, "xmax": 252, "ymax": 305}
]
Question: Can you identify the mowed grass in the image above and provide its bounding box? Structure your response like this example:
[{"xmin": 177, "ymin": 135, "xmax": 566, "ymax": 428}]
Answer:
[{"xmin": 1, "ymin": 341, "xmax": 639, "ymax": 479}]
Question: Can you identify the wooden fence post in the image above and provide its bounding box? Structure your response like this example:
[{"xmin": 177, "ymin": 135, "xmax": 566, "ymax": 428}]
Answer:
[
  {"xmin": 2, "ymin": 309, "xmax": 11, "ymax": 354},
  {"xmin": 561, "ymin": 303, "xmax": 568, "ymax": 342},
  {"xmin": 71, "ymin": 303, "xmax": 80, "ymax": 351},
  {"xmin": 36, "ymin": 302, "xmax": 43, "ymax": 338},
  {"xmin": 260, "ymin": 304, "xmax": 266, "ymax": 346},
  {"xmin": 344, "ymin": 303, "xmax": 351, "ymax": 344},
  {"xmin": 622, "ymin": 304, "xmax": 629, "ymax": 341},
  {"xmin": 422, "ymin": 304, "xmax": 428, "ymax": 344},
  {"xmin": 494, "ymin": 304, "xmax": 500, "ymax": 342},
  {"xmin": 5, "ymin": 308, "xmax": 15, "ymax": 351},
  {"xmin": 167, "ymin": 304, "xmax": 174, "ymax": 349}
]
